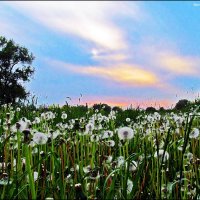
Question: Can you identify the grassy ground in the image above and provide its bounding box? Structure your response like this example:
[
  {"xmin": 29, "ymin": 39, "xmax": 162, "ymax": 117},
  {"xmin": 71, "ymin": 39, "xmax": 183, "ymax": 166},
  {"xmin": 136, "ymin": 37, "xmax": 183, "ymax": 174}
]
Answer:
[{"xmin": 0, "ymin": 103, "xmax": 199, "ymax": 199}]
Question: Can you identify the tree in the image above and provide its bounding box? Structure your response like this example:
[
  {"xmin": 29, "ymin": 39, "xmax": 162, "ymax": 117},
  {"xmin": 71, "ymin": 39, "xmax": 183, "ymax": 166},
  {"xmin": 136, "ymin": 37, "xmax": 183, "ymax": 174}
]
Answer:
[
  {"xmin": 174, "ymin": 99, "xmax": 189, "ymax": 110},
  {"xmin": 93, "ymin": 103, "xmax": 111, "ymax": 112},
  {"xmin": 0, "ymin": 36, "xmax": 35, "ymax": 105},
  {"xmin": 112, "ymin": 106, "xmax": 123, "ymax": 112},
  {"xmin": 159, "ymin": 107, "xmax": 165, "ymax": 112},
  {"xmin": 146, "ymin": 106, "xmax": 157, "ymax": 112}
]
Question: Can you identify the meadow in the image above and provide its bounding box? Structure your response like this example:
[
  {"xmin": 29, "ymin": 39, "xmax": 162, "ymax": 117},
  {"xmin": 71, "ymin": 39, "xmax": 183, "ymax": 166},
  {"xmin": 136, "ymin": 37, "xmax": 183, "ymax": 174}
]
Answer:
[{"xmin": 0, "ymin": 102, "xmax": 199, "ymax": 199}]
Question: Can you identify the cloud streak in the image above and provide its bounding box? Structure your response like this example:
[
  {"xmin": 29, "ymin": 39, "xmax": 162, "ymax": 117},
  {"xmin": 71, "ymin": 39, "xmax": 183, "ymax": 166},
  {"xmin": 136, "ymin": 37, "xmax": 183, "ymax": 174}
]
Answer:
[
  {"xmin": 140, "ymin": 43, "xmax": 200, "ymax": 77},
  {"xmin": 48, "ymin": 59, "xmax": 160, "ymax": 87},
  {"xmin": 4, "ymin": 2, "xmax": 140, "ymax": 52},
  {"xmin": 156, "ymin": 52, "xmax": 200, "ymax": 75},
  {"xmin": 72, "ymin": 65, "xmax": 159, "ymax": 87}
]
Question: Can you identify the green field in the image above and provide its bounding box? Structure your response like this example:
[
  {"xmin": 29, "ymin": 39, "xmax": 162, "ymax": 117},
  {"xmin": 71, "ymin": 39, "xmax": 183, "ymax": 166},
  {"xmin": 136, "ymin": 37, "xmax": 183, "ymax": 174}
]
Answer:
[{"xmin": 0, "ymin": 103, "xmax": 199, "ymax": 199}]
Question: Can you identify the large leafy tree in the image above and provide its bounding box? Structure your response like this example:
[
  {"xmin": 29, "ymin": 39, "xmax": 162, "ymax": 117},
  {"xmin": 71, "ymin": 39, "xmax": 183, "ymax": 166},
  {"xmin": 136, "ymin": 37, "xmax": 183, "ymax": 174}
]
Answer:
[{"xmin": 0, "ymin": 36, "xmax": 35, "ymax": 105}]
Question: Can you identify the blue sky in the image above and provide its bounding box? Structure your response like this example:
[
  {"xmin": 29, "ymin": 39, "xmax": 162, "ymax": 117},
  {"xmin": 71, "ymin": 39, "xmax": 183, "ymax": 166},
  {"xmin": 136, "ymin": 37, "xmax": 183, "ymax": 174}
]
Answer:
[{"xmin": 0, "ymin": 1, "xmax": 200, "ymax": 108}]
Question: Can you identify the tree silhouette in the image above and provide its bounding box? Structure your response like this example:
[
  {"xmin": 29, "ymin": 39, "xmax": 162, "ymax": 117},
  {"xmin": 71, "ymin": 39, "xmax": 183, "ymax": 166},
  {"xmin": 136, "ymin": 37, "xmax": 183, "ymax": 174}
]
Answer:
[
  {"xmin": 146, "ymin": 106, "xmax": 157, "ymax": 112},
  {"xmin": 0, "ymin": 36, "xmax": 35, "ymax": 105},
  {"xmin": 93, "ymin": 103, "xmax": 111, "ymax": 112},
  {"xmin": 174, "ymin": 99, "xmax": 189, "ymax": 110}
]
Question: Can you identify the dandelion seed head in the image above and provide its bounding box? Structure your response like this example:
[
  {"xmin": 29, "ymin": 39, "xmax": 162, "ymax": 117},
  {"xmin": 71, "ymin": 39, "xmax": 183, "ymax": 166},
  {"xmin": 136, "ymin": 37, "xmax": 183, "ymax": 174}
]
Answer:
[
  {"xmin": 85, "ymin": 123, "xmax": 94, "ymax": 134},
  {"xmin": 90, "ymin": 135, "xmax": 99, "ymax": 142},
  {"xmin": 128, "ymin": 160, "xmax": 138, "ymax": 172},
  {"xmin": 101, "ymin": 130, "xmax": 113, "ymax": 139},
  {"xmin": 187, "ymin": 152, "xmax": 193, "ymax": 162},
  {"xmin": 34, "ymin": 172, "xmax": 38, "ymax": 182},
  {"xmin": 106, "ymin": 140, "xmax": 115, "ymax": 147},
  {"xmin": 33, "ymin": 132, "xmax": 48, "ymax": 145},
  {"xmin": 117, "ymin": 156, "xmax": 125, "ymax": 167},
  {"xmin": 61, "ymin": 112, "xmax": 67, "ymax": 120},
  {"xmin": 106, "ymin": 156, "xmax": 113, "ymax": 163},
  {"xmin": 83, "ymin": 165, "xmax": 92, "ymax": 173},
  {"xmin": 127, "ymin": 179, "xmax": 133, "ymax": 194},
  {"xmin": 118, "ymin": 127, "xmax": 134, "ymax": 140},
  {"xmin": 33, "ymin": 117, "xmax": 40, "ymax": 124},
  {"xmin": 189, "ymin": 128, "xmax": 199, "ymax": 139},
  {"xmin": 154, "ymin": 150, "xmax": 169, "ymax": 162}
]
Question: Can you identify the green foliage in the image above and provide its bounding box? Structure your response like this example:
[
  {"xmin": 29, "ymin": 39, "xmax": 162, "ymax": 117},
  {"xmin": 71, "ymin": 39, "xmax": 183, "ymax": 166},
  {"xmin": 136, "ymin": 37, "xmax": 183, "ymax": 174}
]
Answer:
[
  {"xmin": 115, "ymin": 109, "xmax": 140, "ymax": 126},
  {"xmin": 93, "ymin": 103, "xmax": 111, "ymax": 113},
  {"xmin": 146, "ymin": 106, "xmax": 157, "ymax": 113},
  {"xmin": 112, "ymin": 106, "xmax": 123, "ymax": 112},
  {"xmin": 0, "ymin": 102, "xmax": 199, "ymax": 199},
  {"xmin": 174, "ymin": 99, "xmax": 189, "ymax": 111},
  {"xmin": 0, "ymin": 36, "xmax": 35, "ymax": 105}
]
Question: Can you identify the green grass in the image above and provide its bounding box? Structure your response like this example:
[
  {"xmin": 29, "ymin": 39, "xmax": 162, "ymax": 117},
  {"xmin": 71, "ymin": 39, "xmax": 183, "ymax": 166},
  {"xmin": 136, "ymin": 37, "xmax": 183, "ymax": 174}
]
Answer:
[{"xmin": 0, "ymin": 103, "xmax": 199, "ymax": 199}]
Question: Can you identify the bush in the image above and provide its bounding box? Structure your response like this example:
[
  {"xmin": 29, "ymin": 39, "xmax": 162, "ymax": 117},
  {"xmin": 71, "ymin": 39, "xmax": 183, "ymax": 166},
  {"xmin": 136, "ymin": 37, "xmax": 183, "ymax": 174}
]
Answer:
[
  {"xmin": 93, "ymin": 103, "xmax": 111, "ymax": 113},
  {"xmin": 112, "ymin": 106, "xmax": 123, "ymax": 112},
  {"xmin": 146, "ymin": 106, "xmax": 157, "ymax": 112},
  {"xmin": 174, "ymin": 99, "xmax": 189, "ymax": 110}
]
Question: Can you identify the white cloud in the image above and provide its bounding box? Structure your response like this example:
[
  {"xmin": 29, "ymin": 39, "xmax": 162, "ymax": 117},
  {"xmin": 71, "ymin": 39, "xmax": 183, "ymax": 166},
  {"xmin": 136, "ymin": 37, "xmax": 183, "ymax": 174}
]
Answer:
[{"xmin": 4, "ymin": 1, "xmax": 140, "ymax": 51}]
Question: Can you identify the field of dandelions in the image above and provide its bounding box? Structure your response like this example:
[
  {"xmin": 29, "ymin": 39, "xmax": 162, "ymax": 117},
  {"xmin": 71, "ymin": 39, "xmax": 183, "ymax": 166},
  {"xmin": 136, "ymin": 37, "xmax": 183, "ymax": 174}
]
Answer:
[{"xmin": 0, "ymin": 103, "xmax": 199, "ymax": 200}]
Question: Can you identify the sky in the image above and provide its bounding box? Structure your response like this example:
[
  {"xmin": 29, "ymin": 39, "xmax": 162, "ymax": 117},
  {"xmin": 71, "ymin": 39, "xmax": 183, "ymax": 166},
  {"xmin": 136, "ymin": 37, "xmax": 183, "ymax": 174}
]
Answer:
[{"xmin": 0, "ymin": 1, "xmax": 200, "ymax": 108}]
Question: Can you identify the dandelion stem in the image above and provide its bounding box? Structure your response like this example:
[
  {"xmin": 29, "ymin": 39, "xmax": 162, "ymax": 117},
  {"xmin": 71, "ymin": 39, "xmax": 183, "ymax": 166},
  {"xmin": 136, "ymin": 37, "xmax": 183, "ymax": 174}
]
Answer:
[{"xmin": 25, "ymin": 144, "xmax": 36, "ymax": 199}]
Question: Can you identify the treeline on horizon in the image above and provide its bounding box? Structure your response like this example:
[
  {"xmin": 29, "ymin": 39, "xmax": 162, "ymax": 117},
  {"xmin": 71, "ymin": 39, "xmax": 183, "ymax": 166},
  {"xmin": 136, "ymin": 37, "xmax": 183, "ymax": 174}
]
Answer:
[{"xmin": 0, "ymin": 97, "xmax": 199, "ymax": 128}]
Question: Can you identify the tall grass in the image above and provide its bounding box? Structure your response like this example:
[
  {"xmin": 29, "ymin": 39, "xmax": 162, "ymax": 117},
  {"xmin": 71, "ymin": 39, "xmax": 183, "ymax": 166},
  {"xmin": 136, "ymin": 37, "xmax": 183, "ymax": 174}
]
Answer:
[{"xmin": 0, "ymin": 103, "xmax": 199, "ymax": 199}]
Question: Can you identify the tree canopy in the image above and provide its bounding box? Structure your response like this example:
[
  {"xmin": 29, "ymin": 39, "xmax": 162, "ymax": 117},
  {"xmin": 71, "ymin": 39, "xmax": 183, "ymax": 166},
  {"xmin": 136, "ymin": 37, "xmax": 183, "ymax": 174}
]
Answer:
[
  {"xmin": 0, "ymin": 36, "xmax": 35, "ymax": 105},
  {"xmin": 174, "ymin": 99, "xmax": 189, "ymax": 110}
]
